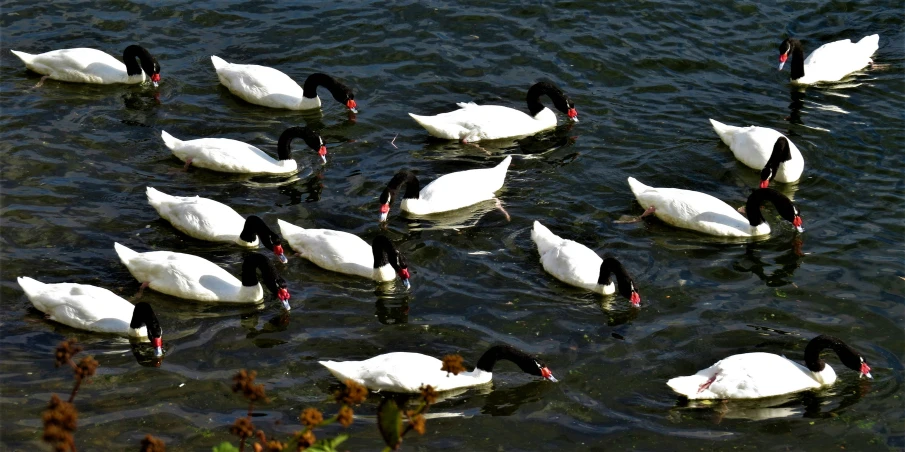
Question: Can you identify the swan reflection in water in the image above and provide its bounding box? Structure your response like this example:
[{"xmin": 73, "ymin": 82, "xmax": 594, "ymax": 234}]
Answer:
[
  {"xmin": 732, "ymin": 237, "xmax": 804, "ymax": 287},
  {"xmin": 375, "ymin": 290, "xmax": 412, "ymax": 325}
]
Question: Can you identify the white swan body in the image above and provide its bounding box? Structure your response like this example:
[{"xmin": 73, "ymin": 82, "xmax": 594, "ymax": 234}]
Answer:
[
  {"xmin": 146, "ymin": 187, "xmax": 287, "ymax": 263},
  {"xmin": 408, "ymin": 81, "xmax": 577, "ymax": 142},
  {"xmin": 531, "ymin": 221, "xmax": 623, "ymax": 296},
  {"xmin": 114, "ymin": 242, "xmax": 264, "ymax": 303},
  {"xmin": 147, "ymin": 187, "xmax": 256, "ymax": 246},
  {"xmin": 18, "ymin": 277, "xmax": 150, "ymax": 337},
  {"xmin": 628, "ymin": 178, "xmax": 772, "ymax": 238},
  {"xmin": 709, "ymin": 119, "xmax": 804, "ymax": 184},
  {"xmin": 410, "ymin": 103, "xmax": 559, "ymax": 142},
  {"xmin": 780, "ymin": 35, "xmax": 879, "ymax": 85},
  {"xmin": 211, "ymin": 56, "xmax": 356, "ymax": 112},
  {"xmin": 380, "ymin": 156, "xmax": 512, "ymax": 221},
  {"xmin": 321, "ymin": 352, "xmax": 491, "ymax": 393},
  {"xmin": 320, "ymin": 345, "xmax": 555, "ymax": 393},
  {"xmin": 161, "ymin": 130, "xmax": 296, "ymax": 175},
  {"xmin": 667, "ymin": 352, "xmax": 836, "ymax": 399},
  {"xmin": 277, "ymin": 219, "xmax": 409, "ymax": 286},
  {"xmin": 407, "ymin": 156, "xmax": 511, "ymax": 214},
  {"xmin": 10, "ymin": 46, "xmax": 159, "ymax": 85}
]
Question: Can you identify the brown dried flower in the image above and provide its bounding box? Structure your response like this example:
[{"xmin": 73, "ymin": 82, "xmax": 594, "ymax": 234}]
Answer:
[
  {"xmin": 42, "ymin": 394, "xmax": 78, "ymax": 452},
  {"xmin": 299, "ymin": 408, "xmax": 323, "ymax": 428},
  {"xmin": 335, "ymin": 379, "xmax": 368, "ymax": 405},
  {"xmin": 441, "ymin": 354, "xmax": 465, "ymax": 376},
  {"xmin": 55, "ymin": 340, "xmax": 82, "ymax": 368},
  {"xmin": 410, "ymin": 413, "xmax": 426, "ymax": 435},
  {"xmin": 336, "ymin": 405, "xmax": 354, "ymax": 428},
  {"xmin": 297, "ymin": 430, "xmax": 316, "ymax": 448},
  {"xmin": 139, "ymin": 434, "xmax": 166, "ymax": 452},
  {"xmin": 74, "ymin": 356, "xmax": 98, "ymax": 379},
  {"xmin": 253, "ymin": 444, "xmax": 263, "ymax": 452},
  {"xmin": 419, "ymin": 384, "xmax": 438, "ymax": 405},
  {"xmin": 256, "ymin": 429, "xmax": 267, "ymax": 444},
  {"xmin": 232, "ymin": 369, "xmax": 269, "ymax": 403},
  {"xmin": 260, "ymin": 440, "xmax": 284, "ymax": 452},
  {"xmin": 229, "ymin": 417, "xmax": 255, "ymax": 440}
]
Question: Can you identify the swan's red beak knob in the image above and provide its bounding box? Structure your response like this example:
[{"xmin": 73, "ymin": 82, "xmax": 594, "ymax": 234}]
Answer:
[
  {"xmin": 318, "ymin": 145, "xmax": 327, "ymax": 164},
  {"xmin": 759, "ymin": 180, "xmax": 770, "ymax": 189},
  {"xmin": 792, "ymin": 216, "xmax": 804, "ymax": 233},
  {"xmin": 399, "ymin": 268, "xmax": 411, "ymax": 289},
  {"xmin": 630, "ymin": 291, "xmax": 641, "ymax": 307},
  {"xmin": 346, "ymin": 99, "xmax": 358, "ymax": 113},
  {"xmin": 150, "ymin": 73, "xmax": 160, "ymax": 87},
  {"xmin": 540, "ymin": 366, "xmax": 557, "ymax": 382},
  {"xmin": 277, "ymin": 288, "xmax": 291, "ymax": 310},
  {"xmin": 567, "ymin": 107, "xmax": 578, "ymax": 122},
  {"xmin": 151, "ymin": 337, "xmax": 163, "ymax": 357},
  {"xmin": 860, "ymin": 361, "xmax": 872, "ymax": 379},
  {"xmin": 779, "ymin": 54, "xmax": 788, "ymax": 63},
  {"xmin": 273, "ymin": 245, "xmax": 288, "ymax": 264},
  {"xmin": 379, "ymin": 203, "xmax": 390, "ymax": 222}
]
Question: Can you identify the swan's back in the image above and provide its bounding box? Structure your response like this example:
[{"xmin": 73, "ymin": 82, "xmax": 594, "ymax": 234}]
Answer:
[
  {"xmin": 415, "ymin": 156, "xmax": 512, "ymax": 212},
  {"xmin": 277, "ymin": 220, "xmax": 373, "ymax": 277},
  {"xmin": 146, "ymin": 187, "xmax": 245, "ymax": 242},
  {"xmin": 532, "ymin": 221, "xmax": 603, "ymax": 290},
  {"xmin": 12, "ymin": 48, "xmax": 128, "ymax": 84},
  {"xmin": 667, "ymin": 352, "xmax": 830, "ymax": 399},
  {"xmin": 161, "ymin": 131, "xmax": 295, "ymax": 174},
  {"xmin": 800, "ymin": 34, "xmax": 879, "ymax": 84},
  {"xmin": 211, "ymin": 56, "xmax": 305, "ymax": 109},
  {"xmin": 410, "ymin": 103, "xmax": 556, "ymax": 141},
  {"xmin": 17, "ymin": 277, "xmax": 137, "ymax": 334},
  {"xmin": 320, "ymin": 352, "xmax": 487, "ymax": 393}
]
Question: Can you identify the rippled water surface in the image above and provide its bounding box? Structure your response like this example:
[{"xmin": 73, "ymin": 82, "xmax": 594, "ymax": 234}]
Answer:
[{"xmin": 2, "ymin": 1, "xmax": 903, "ymax": 450}]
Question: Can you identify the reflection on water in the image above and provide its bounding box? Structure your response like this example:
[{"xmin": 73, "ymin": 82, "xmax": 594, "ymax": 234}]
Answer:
[{"xmin": 732, "ymin": 238, "xmax": 804, "ymax": 287}]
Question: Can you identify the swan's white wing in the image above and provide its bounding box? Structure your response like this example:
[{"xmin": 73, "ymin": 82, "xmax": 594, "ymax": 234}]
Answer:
[
  {"xmin": 285, "ymin": 228, "xmax": 373, "ymax": 278},
  {"xmin": 669, "ymin": 352, "xmax": 826, "ymax": 399}
]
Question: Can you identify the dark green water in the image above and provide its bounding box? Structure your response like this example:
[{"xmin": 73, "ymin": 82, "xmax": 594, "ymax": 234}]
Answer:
[{"xmin": 1, "ymin": 1, "xmax": 903, "ymax": 450}]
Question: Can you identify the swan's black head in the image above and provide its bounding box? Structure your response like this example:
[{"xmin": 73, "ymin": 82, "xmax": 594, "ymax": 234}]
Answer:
[
  {"xmin": 778, "ymin": 38, "xmax": 802, "ymax": 71},
  {"xmin": 123, "ymin": 45, "xmax": 160, "ymax": 86}
]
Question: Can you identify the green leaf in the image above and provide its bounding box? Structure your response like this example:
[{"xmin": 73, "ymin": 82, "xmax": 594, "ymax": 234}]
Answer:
[
  {"xmin": 378, "ymin": 398, "xmax": 404, "ymax": 450},
  {"xmin": 306, "ymin": 434, "xmax": 350, "ymax": 452},
  {"xmin": 212, "ymin": 442, "xmax": 240, "ymax": 452}
]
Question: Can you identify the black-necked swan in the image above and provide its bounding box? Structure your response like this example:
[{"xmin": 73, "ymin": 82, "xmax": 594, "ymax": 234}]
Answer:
[
  {"xmin": 160, "ymin": 126, "xmax": 326, "ymax": 174},
  {"xmin": 709, "ymin": 119, "xmax": 804, "ymax": 187},
  {"xmin": 778, "ymin": 35, "xmax": 879, "ymax": 85},
  {"xmin": 146, "ymin": 187, "xmax": 288, "ymax": 263},
  {"xmin": 531, "ymin": 221, "xmax": 641, "ymax": 307},
  {"xmin": 10, "ymin": 45, "xmax": 160, "ymax": 87},
  {"xmin": 113, "ymin": 243, "xmax": 291, "ymax": 310},
  {"xmin": 667, "ymin": 335, "xmax": 872, "ymax": 399},
  {"xmin": 211, "ymin": 56, "xmax": 357, "ymax": 112},
  {"xmin": 17, "ymin": 277, "xmax": 164, "ymax": 356},
  {"xmin": 378, "ymin": 156, "xmax": 512, "ymax": 222},
  {"xmin": 277, "ymin": 220, "xmax": 411, "ymax": 289},
  {"xmin": 319, "ymin": 345, "xmax": 557, "ymax": 393},
  {"xmin": 627, "ymin": 177, "xmax": 803, "ymax": 238},
  {"xmin": 409, "ymin": 82, "xmax": 578, "ymax": 142}
]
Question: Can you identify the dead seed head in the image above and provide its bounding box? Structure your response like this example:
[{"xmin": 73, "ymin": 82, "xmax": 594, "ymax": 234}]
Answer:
[
  {"xmin": 337, "ymin": 406, "xmax": 354, "ymax": 428},
  {"xmin": 410, "ymin": 413, "xmax": 426, "ymax": 435},
  {"xmin": 232, "ymin": 369, "xmax": 269, "ymax": 403},
  {"xmin": 42, "ymin": 394, "xmax": 78, "ymax": 452},
  {"xmin": 75, "ymin": 356, "xmax": 98, "ymax": 379},
  {"xmin": 297, "ymin": 430, "xmax": 316, "ymax": 449},
  {"xmin": 335, "ymin": 379, "xmax": 368, "ymax": 405},
  {"xmin": 300, "ymin": 408, "xmax": 323, "ymax": 427},
  {"xmin": 139, "ymin": 434, "xmax": 167, "ymax": 452},
  {"xmin": 55, "ymin": 340, "xmax": 82, "ymax": 368},
  {"xmin": 229, "ymin": 417, "xmax": 255, "ymax": 440},
  {"xmin": 419, "ymin": 384, "xmax": 438, "ymax": 404},
  {"xmin": 441, "ymin": 354, "xmax": 465, "ymax": 376}
]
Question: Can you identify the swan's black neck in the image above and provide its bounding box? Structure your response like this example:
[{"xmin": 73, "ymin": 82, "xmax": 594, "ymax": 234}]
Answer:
[
  {"xmin": 122, "ymin": 45, "xmax": 159, "ymax": 77},
  {"xmin": 276, "ymin": 127, "xmax": 323, "ymax": 161},
  {"xmin": 130, "ymin": 302, "xmax": 162, "ymax": 340},
  {"xmin": 474, "ymin": 345, "xmax": 547, "ymax": 377},
  {"xmin": 379, "ymin": 170, "xmax": 421, "ymax": 205},
  {"xmin": 804, "ymin": 335, "xmax": 866, "ymax": 373},
  {"xmin": 597, "ymin": 257, "xmax": 637, "ymax": 300},
  {"xmin": 780, "ymin": 38, "xmax": 806, "ymax": 80},
  {"xmin": 302, "ymin": 73, "xmax": 355, "ymax": 104},
  {"xmin": 760, "ymin": 137, "xmax": 793, "ymax": 184},
  {"xmin": 526, "ymin": 81, "xmax": 574, "ymax": 117},
  {"xmin": 744, "ymin": 188, "xmax": 800, "ymax": 227},
  {"xmin": 372, "ymin": 235, "xmax": 406, "ymax": 271},
  {"xmin": 241, "ymin": 253, "xmax": 286, "ymax": 295},
  {"xmin": 239, "ymin": 215, "xmax": 282, "ymax": 249}
]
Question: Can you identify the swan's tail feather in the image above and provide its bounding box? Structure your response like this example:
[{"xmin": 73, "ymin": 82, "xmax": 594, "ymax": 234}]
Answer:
[
  {"xmin": 708, "ymin": 118, "xmax": 740, "ymax": 147},
  {"xmin": 16, "ymin": 276, "xmax": 44, "ymax": 298},
  {"xmin": 276, "ymin": 219, "xmax": 306, "ymax": 237},
  {"xmin": 318, "ymin": 360, "xmax": 362, "ymax": 383},
  {"xmin": 666, "ymin": 374, "xmax": 712, "ymax": 398},
  {"xmin": 210, "ymin": 55, "xmax": 229, "ymax": 71},
  {"xmin": 857, "ymin": 34, "xmax": 880, "ymax": 54},
  {"xmin": 160, "ymin": 130, "xmax": 181, "ymax": 150},
  {"xmin": 145, "ymin": 186, "xmax": 173, "ymax": 209},
  {"xmin": 10, "ymin": 50, "xmax": 35, "ymax": 65},
  {"xmin": 531, "ymin": 221, "xmax": 563, "ymax": 255},
  {"xmin": 627, "ymin": 177, "xmax": 652, "ymax": 198},
  {"xmin": 495, "ymin": 155, "xmax": 513, "ymax": 171},
  {"xmin": 113, "ymin": 242, "xmax": 139, "ymax": 265}
]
